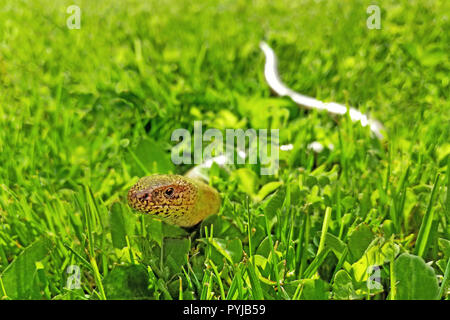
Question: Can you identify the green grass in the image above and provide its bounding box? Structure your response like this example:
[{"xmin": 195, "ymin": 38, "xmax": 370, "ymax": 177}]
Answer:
[{"xmin": 0, "ymin": 0, "xmax": 449, "ymax": 300}]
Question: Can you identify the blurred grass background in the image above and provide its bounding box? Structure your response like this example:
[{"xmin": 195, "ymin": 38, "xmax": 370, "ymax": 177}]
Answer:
[{"xmin": 0, "ymin": 0, "xmax": 448, "ymax": 300}]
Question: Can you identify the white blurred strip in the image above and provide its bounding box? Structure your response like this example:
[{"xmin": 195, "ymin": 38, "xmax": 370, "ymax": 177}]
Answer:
[{"xmin": 260, "ymin": 41, "xmax": 384, "ymax": 139}]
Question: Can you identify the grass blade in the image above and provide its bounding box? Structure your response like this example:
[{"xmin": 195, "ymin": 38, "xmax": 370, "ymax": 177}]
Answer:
[{"xmin": 415, "ymin": 174, "xmax": 441, "ymax": 257}]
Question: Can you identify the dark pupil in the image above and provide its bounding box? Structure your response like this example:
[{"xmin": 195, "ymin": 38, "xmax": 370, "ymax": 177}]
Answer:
[{"xmin": 165, "ymin": 188, "xmax": 174, "ymax": 197}]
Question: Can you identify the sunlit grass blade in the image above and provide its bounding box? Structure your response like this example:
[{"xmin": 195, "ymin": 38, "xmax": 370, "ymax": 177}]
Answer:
[{"xmin": 414, "ymin": 174, "xmax": 441, "ymax": 257}]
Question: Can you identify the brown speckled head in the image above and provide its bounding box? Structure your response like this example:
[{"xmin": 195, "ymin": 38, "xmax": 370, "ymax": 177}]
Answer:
[
  {"xmin": 127, "ymin": 174, "xmax": 198, "ymax": 222},
  {"xmin": 128, "ymin": 174, "xmax": 221, "ymax": 227}
]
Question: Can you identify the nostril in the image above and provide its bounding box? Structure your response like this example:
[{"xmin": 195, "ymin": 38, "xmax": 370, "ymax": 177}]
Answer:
[{"xmin": 139, "ymin": 192, "xmax": 151, "ymax": 201}]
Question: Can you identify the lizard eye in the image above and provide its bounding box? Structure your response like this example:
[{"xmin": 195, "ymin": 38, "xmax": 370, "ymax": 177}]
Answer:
[{"xmin": 164, "ymin": 187, "xmax": 174, "ymax": 198}]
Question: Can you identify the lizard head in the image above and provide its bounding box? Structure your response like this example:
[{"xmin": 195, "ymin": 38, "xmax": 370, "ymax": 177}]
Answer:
[{"xmin": 127, "ymin": 174, "xmax": 198, "ymax": 219}]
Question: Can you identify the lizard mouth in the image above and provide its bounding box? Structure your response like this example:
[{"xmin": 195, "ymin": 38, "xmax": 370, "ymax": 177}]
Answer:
[{"xmin": 136, "ymin": 205, "xmax": 192, "ymax": 217}]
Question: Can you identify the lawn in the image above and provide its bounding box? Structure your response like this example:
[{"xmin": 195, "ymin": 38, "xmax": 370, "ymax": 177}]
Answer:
[{"xmin": 0, "ymin": 0, "xmax": 449, "ymax": 300}]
